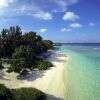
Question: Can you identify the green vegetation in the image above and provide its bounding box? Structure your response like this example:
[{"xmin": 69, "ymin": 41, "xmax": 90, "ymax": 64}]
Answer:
[
  {"xmin": 0, "ymin": 26, "xmax": 53, "ymax": 73},
  {"xmin": 11, "ymin": 46, "xmax": 36, "ymax": 73},
  {"xmin": 12, "ymin": 88, "xmax": 46, "ymax": 100},
  {"xmin": 0, "ymin": 84, "xmax": 12, "ymax": 100},
  {"xmin": 0, "ymin": 84, "xmax": 47, "ymax": 100},
  {"xmin": 34, "ymin": 60, "xmax": 53, "ymax": 70},
  {"xmin": 54, "ymin": 43, "xmax": 61, "ymax": 46},
  {"xmin": 38, "ymin": 40, "xmax": 53, "ymax": 52}
]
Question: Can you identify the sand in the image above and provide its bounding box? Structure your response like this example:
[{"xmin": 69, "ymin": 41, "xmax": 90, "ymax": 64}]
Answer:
[{"xmin": 0, "ymin": 50, "xmax": 69, "ymax": 100}]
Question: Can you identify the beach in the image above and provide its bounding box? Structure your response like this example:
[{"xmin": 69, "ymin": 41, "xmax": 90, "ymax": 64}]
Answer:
[{"xmin": 0, "ymin": 50, "xmax": 68, "ymax": 100}]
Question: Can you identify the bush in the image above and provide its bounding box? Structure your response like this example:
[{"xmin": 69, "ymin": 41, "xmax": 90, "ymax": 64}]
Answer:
[
  {"xmin": 0, "ymin": 84, "xmax": 12, "ymax": 100},
  {"xmin": 0, "ymin": 84, "xmax": 47, "ymax": 100},
  {"xmin": 11, "ymin": 46, "xmax": 36, "ymax": 73},
  {"xmin": 37, "ymin": 40, "xmax": 53, "ymax": 52},
  {"xmin": 35, "ymin": 60, "xmax": 53, "ymax": 70},
  {"xmin": 12, "ymin": 88, "xmax": 47, "ymax": 100},
  {"xmin": 6, "ymin": 67, "xmax": 14, "ymax": 73}
]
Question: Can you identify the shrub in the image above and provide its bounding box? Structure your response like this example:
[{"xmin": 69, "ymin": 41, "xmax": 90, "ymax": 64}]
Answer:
[
  {"xmin": 6, "ymin": 67, "xmax": 14, "ymax": 73},
  {"xmin": 0, "ymin": 84, "xmax": 47, "ymax": 100},
  {"xmin": 0, "ymin": 84, "xmax": 12, "ymax": 100},
  {"xmin": 35, "ymin": 60, "xmax": 53, "ymax": 70},
  {"xmin": 11, "ymin": 46, "xmax": 36, "ymax": 73},
  {"xmin": 12, "ymin": 88, "xmax": 47, "ymax": 100},
  {"xmin": 37, "ymin": 40, "xmax": 53, "ymax": 52}
]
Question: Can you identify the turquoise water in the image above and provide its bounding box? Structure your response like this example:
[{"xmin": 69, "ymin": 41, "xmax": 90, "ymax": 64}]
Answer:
[{"xmin": 59, "ymin": 45, "xmax": 100, "ymax": 100}]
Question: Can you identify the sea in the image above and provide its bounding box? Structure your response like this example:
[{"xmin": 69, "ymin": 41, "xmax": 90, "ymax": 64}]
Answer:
[{"xmin": 58, "ymin": 43, "xmax": 100, "ymax": 100}]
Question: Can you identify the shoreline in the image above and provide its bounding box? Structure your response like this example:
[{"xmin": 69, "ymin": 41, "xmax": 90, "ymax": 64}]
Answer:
[{"xmin": 0, "ymin": 50, "xmax": 69, "ymax": 100}]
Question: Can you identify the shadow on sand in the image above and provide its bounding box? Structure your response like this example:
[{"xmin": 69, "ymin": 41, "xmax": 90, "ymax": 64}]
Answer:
[
  {"xmin": 17, "ymin": 51, "xmax": 67, "ymax": 81},
  {"xmin": 0, "ymin": 69, "xmax": 9, "ymax": 80},
  {"xmin": 17, "ymin": 71, "xmax": 46, "ymax": 81},
  {"xmin": 0, "ymin": 70, "xmax": 5, "ymax": 79},
  {"xmin": 47, "ymin": 94, "xmax": 63, "ymax": 100},
  {"xmin": 48, "ymin": 55, "xmax": 66, "ymax": 62}
]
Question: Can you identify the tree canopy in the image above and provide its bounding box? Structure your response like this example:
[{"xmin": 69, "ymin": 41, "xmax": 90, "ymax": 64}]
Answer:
[
  {"xmin": 0, "ymin": 26, "xmax": 53, "ymax": 73},
  {"xmin": 0, "ymin": 84, "xmax": 12, "ymax": 100},
  {"xmin": 12, "ymin": 88, "xmax": 46, "ymax": 100},
  {"xmin": 0, "ymin": 84, "xmax": 47, "ymax": 100},
  {"xmin": 0, "ymin": 26, "xmax": 53, "ymax": 58},
  {"xmin": 11, "ymin": 45, "xmax": 36, "ymax": 73}
]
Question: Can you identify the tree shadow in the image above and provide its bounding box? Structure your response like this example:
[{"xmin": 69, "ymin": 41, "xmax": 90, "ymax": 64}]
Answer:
[
  {"xmin": 17, "ymin": 71, "xmax": 46, "ymax": 81},
  {"xmin": 50, "ymin": 58, "xmax": 66, "ymax": 62},
  {"xmin": 0, "ymin": 70, "xmax": 4, "ymax": 79},
  {"xmin": 0, "ymin": 69, "xmax": 10, "ymax": 80},
  {"xmin": 48, "ymin": 56, "xmax": 67, "ymax": 62},
  {"xmin": 47, "ymin": 94, "xmax": 63, "ymax": 100}
]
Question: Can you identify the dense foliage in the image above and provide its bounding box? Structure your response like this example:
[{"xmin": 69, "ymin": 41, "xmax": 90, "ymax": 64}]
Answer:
[
  {"xmin": 12, "ymin": 88, "xmax": 46, "ymax": 100},
  {"xmin": 11, "ymin": 46, "xmax": 36, "ymax": 73},
  {"xmin": 0, "ymin": 26, "xmax": 53, "ymax": 73},
  {"xmin": 34, "ymin": 60, "xmax": 53, "ymax": 70},
  {"xmin": 0, "ymin": 26, "xmax": 22, "ymax": 58},
  {"xmin": 0, "ymin": 84, "xmax": 47, "ymax": 100},
  {"xmin": 0, "ymin": 84, "xmax": 12, "ymax": 100},
  {"xmin": 37, "ymin": 40, "xmax": 53, "ymax": 52},
  {"xmin": 0, "ymin": 26, "xmax": 52, "ymax": 58}
]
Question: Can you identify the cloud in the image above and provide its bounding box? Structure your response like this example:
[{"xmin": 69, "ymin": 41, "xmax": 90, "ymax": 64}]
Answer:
[
  {"xmin": 69, "ymin": 23, "xmax": 82, "ymax": 28},
  {"xmin": 0, "ymin": 0, "xmax": 78, "ymax": 16},
  {"xmin": 89, "ymin": 22, "xmax": 96, "ymax": 26},
  {"xmin": 51, "ymin": 0, "xmax": 67, "ymax": 12},
  {"xmin": 62, "ymin": 12, "xmax": 79, "ymax": 21},
  {"xmin": 0, "ymin": 0, "xmax": 15, "ymax": 9},
  {"xmin": 0, "ymin": 0, "xmax": 53, "ymax": 21},
  {"xmin": 0, "ymin": 2, "xmax": 41, "ymax": 16},
  {"xmin": 61, "ymin": 28, "xmax": 71, "ymax": 32},
  {"xmin": 33, "ymin": 12, "xmax": 52, "ymax": 20},
  {"xmin": 51, "ymin": 0, "xmax": 78, "ymax": 12},
  {"xmin": 0, "ymin": 0, "xmax": 79, "ymax": 23},
  {"xmin": 39, "ymin": 28, "xmax": 47, "ymax": 32},
  {"xmin": 67, "ymin": 0, "xmax": 78, "ymax": 4}
]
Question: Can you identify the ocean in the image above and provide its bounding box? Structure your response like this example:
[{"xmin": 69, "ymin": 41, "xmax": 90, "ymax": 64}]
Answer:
[{"xmin": 59, "ymin": 44, "xmax": 100, "ymax": 100}]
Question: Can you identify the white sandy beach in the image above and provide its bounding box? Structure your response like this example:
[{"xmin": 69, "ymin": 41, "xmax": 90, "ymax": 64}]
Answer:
[{"xmin": 0, "ymin": 50, "xmax": 68, "ymax": 100}]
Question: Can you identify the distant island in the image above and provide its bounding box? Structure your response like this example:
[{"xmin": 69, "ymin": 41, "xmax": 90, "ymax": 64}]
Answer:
[{"xmin": 53, "ymin": 43, "xmax": 61, "ymax": 46}]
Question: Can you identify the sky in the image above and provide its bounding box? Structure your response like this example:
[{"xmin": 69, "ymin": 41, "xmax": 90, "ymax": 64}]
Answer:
[{"xmin": 0, "ymin": 0, "xmax": 100, "ymax": 43}]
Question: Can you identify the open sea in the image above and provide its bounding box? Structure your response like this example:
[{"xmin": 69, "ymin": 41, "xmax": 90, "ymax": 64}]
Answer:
[{"xmin": 59, "ymin": 44, "xmax": 100, "ymax": 100}]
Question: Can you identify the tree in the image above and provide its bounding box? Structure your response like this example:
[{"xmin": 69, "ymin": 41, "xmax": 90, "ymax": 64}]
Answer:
[
  {"xmin": 36, "ymin": 35, "xmax": 42, "ymax": 42},
  {"xmin": 34, "ymin": 60, "xmax": 53, "ymax": 70},
  {"xmin": 0, "ymin": 84, "xmax": 47, "ymax": 100},
  {"xmin": 23, "ymin": 32, "xmax": 36, "ymax": 41},
  {"xmin": 1, "ymin": 29, "xmax": 7, "ymax": 39},
  {"xmin": 0, "ymin": 26, "xmax": 23, "ymax": 58},
  {"xmin": 37, "ymin": 40, "xmax": 53, "ymax": 52},
  {"xmin": 11, "ymin": 46, "xmax": 36, "ymax": 73},
  {"xmin": 0, "ymin": 26, "xmax": 54, "ymax": 73},
  {"xmin": 12, "ymin": 88, "xmax": 47, "ymax": 100},
  {"xmin": 0, "ymin": 84, "xmax": 12, "ymax": 100}
]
